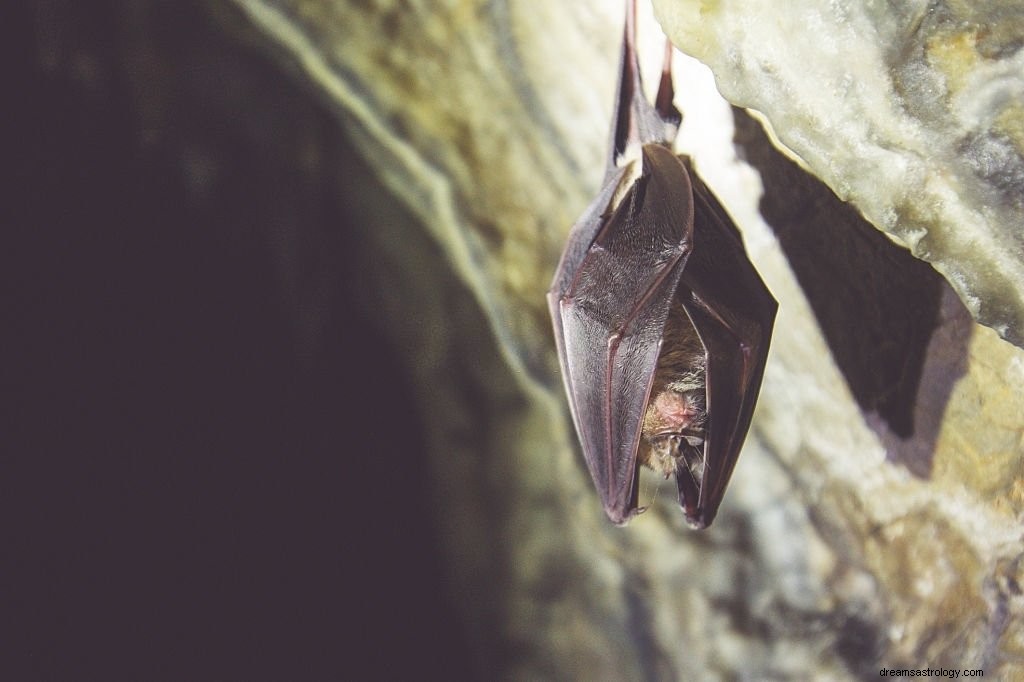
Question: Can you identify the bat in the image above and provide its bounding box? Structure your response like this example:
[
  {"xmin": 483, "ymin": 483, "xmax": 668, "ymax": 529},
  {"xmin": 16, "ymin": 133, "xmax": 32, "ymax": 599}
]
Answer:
[{"xmin": 547, "ymin": 0, "xmax": 777, "ymax": 529}]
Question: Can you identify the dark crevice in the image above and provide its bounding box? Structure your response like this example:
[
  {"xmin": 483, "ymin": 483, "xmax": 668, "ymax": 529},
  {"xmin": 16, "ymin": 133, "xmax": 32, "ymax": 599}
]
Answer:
[{"xmin": 732, "ymin": 108, "xmax": 970, "ymax": 477}]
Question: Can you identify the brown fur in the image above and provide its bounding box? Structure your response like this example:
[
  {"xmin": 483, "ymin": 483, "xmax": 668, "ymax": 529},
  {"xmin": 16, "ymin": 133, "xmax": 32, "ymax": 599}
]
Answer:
[{"xmin": 638, "ymin": 299, "xmax": 707, "ymax": 480}]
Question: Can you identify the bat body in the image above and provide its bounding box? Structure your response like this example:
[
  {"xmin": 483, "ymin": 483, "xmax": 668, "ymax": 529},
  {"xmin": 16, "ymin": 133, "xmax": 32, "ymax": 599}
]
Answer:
[{"xmin": 547, "ymin": 2, "xmax": 777, "ymax": 528}]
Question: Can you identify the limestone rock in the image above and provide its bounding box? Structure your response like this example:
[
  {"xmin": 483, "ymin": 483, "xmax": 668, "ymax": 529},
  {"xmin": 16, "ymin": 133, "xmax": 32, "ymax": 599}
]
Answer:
[
  {"xmin": 654, "ymin": 0, "xmax": 1024, "ymax": 348},
  {"xmin": 211, "ymin": 1, "xmax": 1024, "ymax": 678}
]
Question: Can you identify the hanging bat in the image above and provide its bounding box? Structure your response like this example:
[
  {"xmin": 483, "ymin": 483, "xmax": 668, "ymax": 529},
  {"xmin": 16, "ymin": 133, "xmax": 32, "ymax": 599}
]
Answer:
[{"xmin": 547, "ymin": 0, "xmax": 777, "ymax": 529}]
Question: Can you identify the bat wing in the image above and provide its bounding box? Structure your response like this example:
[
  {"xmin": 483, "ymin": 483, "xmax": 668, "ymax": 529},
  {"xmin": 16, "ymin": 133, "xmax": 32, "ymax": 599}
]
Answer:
[
  {"xmin": 675, "ymin": 162, "xmax": 778, "ymax": 528},
  {"xmin": 548, "ymin": 145, "xmax": 695, "ymax": 524},
  {"xmin": 548, "ymin": 0, "xmax": 775, "ymax": 528}
]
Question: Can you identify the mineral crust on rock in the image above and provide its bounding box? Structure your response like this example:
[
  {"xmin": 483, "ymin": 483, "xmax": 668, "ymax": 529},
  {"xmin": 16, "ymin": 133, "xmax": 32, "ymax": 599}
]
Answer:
[{"xmin": 655, "ymin": 0, "xmax": 1024, "ymax": 348}]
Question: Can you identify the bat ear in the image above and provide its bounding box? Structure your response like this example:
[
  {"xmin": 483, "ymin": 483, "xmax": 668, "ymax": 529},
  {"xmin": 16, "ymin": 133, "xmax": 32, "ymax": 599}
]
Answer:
[{"xmin": 608, "ymin": 1, "xmax": 681, "ymax": 175}]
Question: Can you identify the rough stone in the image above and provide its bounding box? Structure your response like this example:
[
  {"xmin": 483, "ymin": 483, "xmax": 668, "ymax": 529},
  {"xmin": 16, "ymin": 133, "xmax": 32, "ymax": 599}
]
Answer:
[
  {"xmin": 198, "ymin": 1, "xmax": 1024, "ymax": 677},
  {"xmin": 654, "ymin": 0, "xmax": 1024, "ymax": 349}
]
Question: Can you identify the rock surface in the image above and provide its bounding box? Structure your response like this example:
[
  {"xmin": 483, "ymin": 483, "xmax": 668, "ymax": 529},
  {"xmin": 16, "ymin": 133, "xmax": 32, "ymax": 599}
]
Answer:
[
  {"xmin": 33, "ymin": 0, "xmax": 1021, "ymax": 678},
  {"xmin": 654, "ymin": 0, "xmax": 1024, "ymax": 348},
  {"xmin": 220, "ymin": 0, "xmax": 1024, "ymax": 678}
]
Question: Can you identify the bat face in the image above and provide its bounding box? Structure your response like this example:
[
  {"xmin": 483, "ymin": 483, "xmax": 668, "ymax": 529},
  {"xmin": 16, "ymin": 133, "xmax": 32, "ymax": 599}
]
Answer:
[{"xmin": 547, "ymin": 1, "xmax": 777, "ymax": 529}]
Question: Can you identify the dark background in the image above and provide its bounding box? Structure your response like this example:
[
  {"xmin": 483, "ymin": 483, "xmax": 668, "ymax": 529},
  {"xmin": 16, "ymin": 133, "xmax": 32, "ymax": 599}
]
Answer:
[{"xmin": 5, "ymin": 2, "xmax": 471, "ymax": 679}]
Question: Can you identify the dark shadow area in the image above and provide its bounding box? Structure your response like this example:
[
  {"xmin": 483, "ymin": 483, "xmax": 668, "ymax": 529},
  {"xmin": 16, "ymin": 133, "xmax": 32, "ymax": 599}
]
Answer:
[
  {"xmin": 5, "ymin": 2, "xmax": 473, "ymax": 679},
  {"xmin": 865, "ymin": 286, "xmax": 973, "ymax": 477},
  {"xmin": 731, "ymin": 108, "xmax": 970, "ymax": 476}
]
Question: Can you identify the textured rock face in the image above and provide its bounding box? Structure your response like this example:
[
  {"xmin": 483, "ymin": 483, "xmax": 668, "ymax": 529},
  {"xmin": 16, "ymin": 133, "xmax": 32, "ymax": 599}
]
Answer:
[
  {"xmin": 160, "ymin": 0, "xmax": 1023, "ymax": 678},
  {"xmin": 654, "ymin": 0, "xmax": 1024, "ymax": 348}
]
